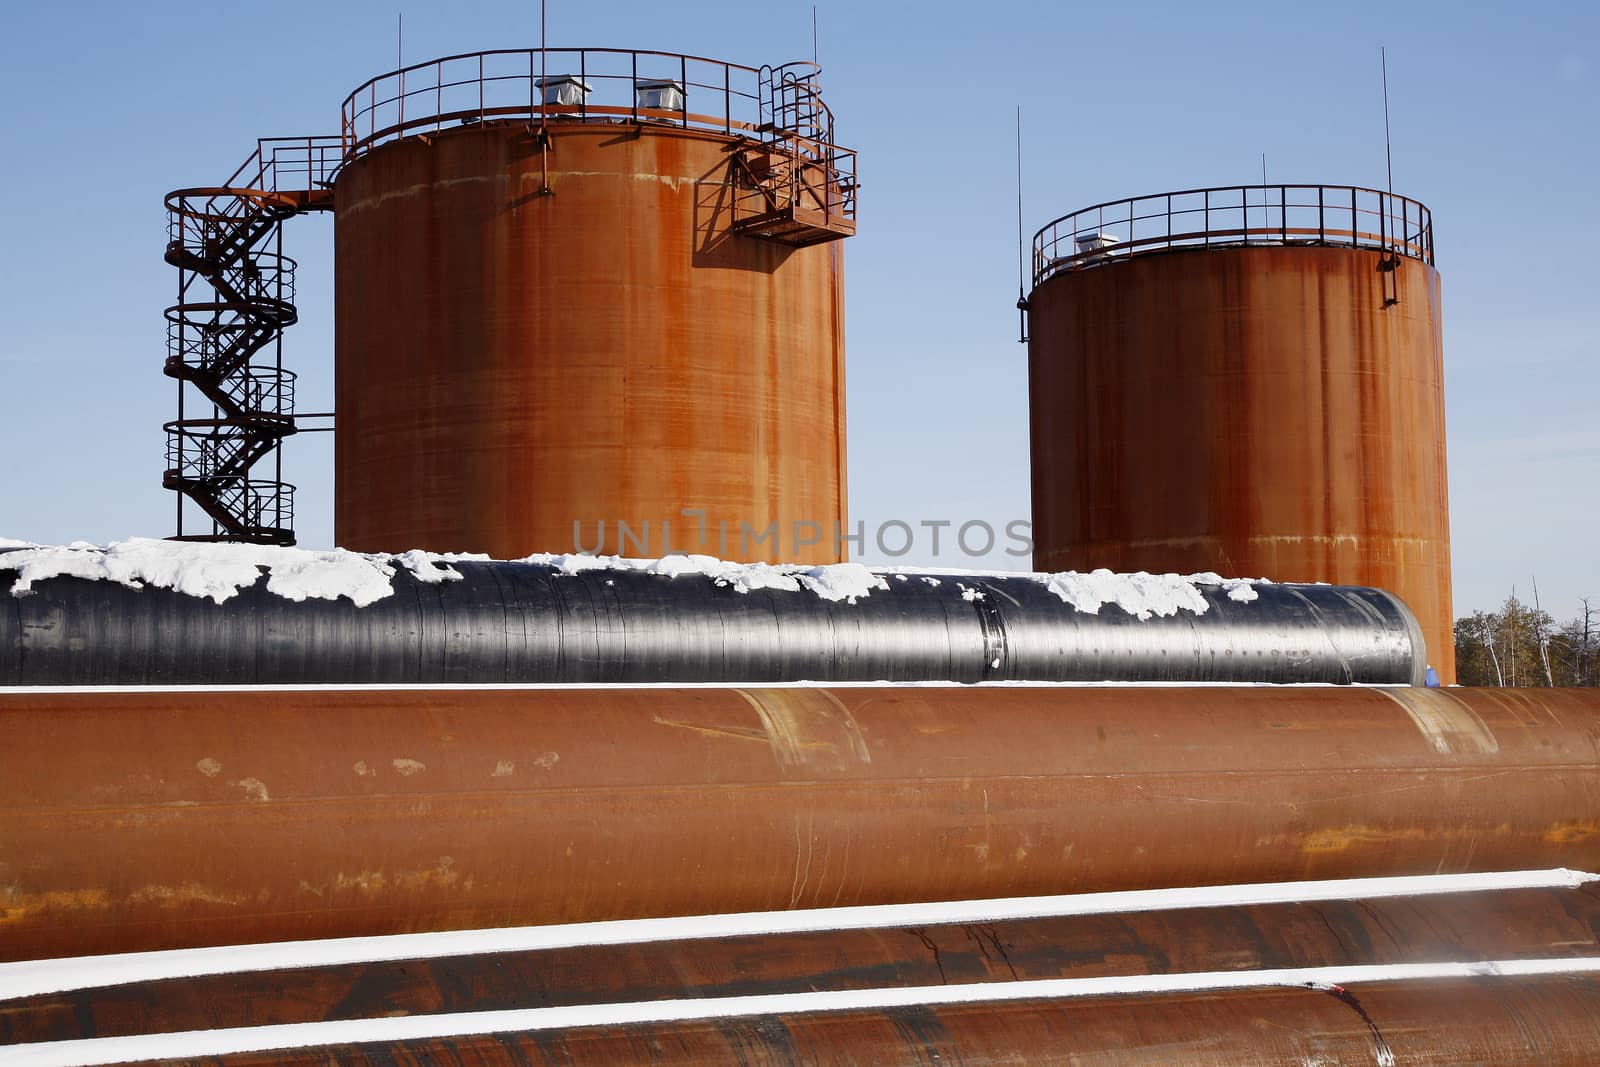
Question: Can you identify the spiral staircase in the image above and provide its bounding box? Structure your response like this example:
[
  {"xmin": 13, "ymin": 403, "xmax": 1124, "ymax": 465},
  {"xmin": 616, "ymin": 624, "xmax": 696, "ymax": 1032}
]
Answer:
[{"xmin": 162, "ymin": 140, "xmax": 338, "ymax": 544}]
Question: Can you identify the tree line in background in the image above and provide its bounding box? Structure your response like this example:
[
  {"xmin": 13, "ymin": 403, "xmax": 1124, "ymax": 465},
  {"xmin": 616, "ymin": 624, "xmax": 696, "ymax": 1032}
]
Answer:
[{"xmin": 1455, "ymin": 594, "xmax": 1597, "ymax": 687}]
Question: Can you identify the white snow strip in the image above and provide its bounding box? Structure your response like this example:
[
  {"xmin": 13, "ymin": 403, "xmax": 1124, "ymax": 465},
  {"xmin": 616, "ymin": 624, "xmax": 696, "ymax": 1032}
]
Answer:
[
  {"xmin": 0, "ymin": 539, "xmax": 487, "ymax": 607},
  {"xmin": 4, "ymin": 538, "xmax": 1270, "ymax": 614},
  {"xmin": 1030, "ymin": 569, "xmax": 1264, "ymax": 619},
  {"xmin": 522, "ymin": 551, "xmax": 890, "ymax": 603},
  {"xmin": 1, "ymin": 870, "xmax": 1588, "ymax": 1001},
  {"xmin": 11, "ymin": 957, "xmax": 1600, "ymax": 1066}
]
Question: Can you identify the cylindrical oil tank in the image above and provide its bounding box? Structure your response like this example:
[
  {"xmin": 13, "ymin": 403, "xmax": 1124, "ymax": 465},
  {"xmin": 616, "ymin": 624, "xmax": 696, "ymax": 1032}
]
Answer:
[
  {"xmin": 1027, "ymin": 186, "xmax": 1453, "ymax": 680},
  {"xmin": 333, "ymin": 51, "xmax": 853, "ymax": 564}
]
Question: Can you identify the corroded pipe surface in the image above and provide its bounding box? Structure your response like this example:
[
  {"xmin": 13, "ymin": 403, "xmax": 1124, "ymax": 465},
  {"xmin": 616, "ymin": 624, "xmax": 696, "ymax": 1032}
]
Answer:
[
  {"xmin": 5, "ymin": 886, "xmax": 1597, "ymax": 1042},
  {"xmin": 1, "ymin": 686, "xmax": 1597, "ymax": 961},
  {"xmin": 120, "ymin": 976, "xmax": 1600, "ymax": 1065}
]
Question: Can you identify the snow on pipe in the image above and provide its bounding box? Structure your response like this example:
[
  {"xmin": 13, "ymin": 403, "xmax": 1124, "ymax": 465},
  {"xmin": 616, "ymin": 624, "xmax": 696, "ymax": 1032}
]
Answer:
[
  {"xmin": 5, "ymin": 881, "xmax": 1598, "ymax": 1043},
  {"xmin": 0, "ymin": 539, "xmax": 1425, "ymax": 685}
]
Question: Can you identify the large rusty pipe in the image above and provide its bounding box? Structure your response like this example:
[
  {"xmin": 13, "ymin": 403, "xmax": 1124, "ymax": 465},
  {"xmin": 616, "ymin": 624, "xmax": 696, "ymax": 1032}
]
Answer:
[
  {"xmin": 1, "ymin": 685, "xmax": 1597, "ymax": 961},
  {"xmin": 29, "ymin": 976, "xmax": 1600, "ymax": 1065},
  {"xmin": 5, "ymin": 885, "xmax": 1598, "ymax": 1043}
]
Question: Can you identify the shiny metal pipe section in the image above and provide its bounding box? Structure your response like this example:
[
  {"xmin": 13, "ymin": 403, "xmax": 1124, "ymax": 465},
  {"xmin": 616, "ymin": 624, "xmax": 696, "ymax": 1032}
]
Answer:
[
  {"xmin": 2, "ymin": 686, "xmax": 1595, "ymax": 961},
  {"xmin": 63, "ymin": 976, "xmax": 1600, "ymax": 1065},
  {"xmin": 5, "ymin": 886, "xmax": 1596, "ymax": 1043},
  {"xmin": 0, "ymin": 557, "xmax": 1425, "ymax": 685}
]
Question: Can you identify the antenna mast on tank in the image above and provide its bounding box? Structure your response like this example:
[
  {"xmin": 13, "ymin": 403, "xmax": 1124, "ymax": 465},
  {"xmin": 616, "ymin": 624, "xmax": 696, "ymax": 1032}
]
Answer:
[
  {"xmin": 1381, "ymin": 46, "xmax": 1394, "ymax": 197},
  {"xmin": 537, "ymin": 0, "xmax": 552, "ymax": 194},
  {"xmin": 1379, "ymin": 46, "xmax": 1399, "ymax": 305},
  {"xmin": 1015, "ymin": 106, "xmax": 1028, "ymax": 343},
  {"xmin": 1261, "ymin": 153, "xmax": 1267, "ymax": 234}
]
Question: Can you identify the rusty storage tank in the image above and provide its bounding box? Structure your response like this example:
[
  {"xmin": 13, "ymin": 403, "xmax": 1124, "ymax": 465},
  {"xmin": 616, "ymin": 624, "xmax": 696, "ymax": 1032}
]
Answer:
[
  {"xmin": 1025, "ymin": 186, "xmax": 1453, "ymax": 681},
  {"xmin": 332, "ymin": 49, "xmax": 856, "ymax": 564}
]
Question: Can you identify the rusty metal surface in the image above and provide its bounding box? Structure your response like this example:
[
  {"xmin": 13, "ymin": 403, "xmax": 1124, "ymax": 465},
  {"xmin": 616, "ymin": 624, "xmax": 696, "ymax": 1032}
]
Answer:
[
  {"xmin": 1, "ymin": 685, "xmax": 1596, "ymax": 962},
  {"xmin": 1028, "ymin": 244, "xmax": 1454, "ymax": 681},
  {"xmin": 135, "ymin": 976, "xmax": 1600, "ymax": 1065},
  {"xmin": 333, "ymin": 122, "xmax": 848, "ymax": 563},
  {"xmin": 5, "ymin": 886, "xmax": 1598, "ymax": 1042}
]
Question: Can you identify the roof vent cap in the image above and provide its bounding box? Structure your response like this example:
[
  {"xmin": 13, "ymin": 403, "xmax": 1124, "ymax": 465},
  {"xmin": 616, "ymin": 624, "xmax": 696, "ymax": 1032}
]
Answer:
[
  {"xmin": 1075, "ymin": 232, "xmax": 1120, "ymax": 264},
  {"xmin": 536, "ymin": 75, "xmax": 593, "ymax": 107},
  {"xmin": 635, "ymin": 79, "xmax": 685, "ymax": 112}
]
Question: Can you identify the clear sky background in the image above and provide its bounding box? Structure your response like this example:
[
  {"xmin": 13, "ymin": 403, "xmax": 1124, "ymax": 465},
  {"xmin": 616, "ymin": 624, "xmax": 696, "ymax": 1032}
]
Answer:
[{"xmin": 0, "ymin": 1, "xmax": 1594, "ymax": 622}]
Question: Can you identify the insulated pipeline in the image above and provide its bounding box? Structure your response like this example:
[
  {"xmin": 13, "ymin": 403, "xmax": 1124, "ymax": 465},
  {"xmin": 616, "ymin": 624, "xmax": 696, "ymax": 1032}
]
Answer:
[
  {"xmin": 1, "ymin": 685, "xmax": 1595, "ymax": 961},
  {"xmin": 0, "ymin": 554, "xmax": 1426, "ymax": 685}
]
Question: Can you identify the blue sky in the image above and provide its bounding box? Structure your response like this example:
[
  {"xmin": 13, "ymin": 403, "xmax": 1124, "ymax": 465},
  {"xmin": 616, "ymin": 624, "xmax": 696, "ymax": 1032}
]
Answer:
[{"xmin": 0, "ymin": 1, "xmax": 1595, "ymax": 621}]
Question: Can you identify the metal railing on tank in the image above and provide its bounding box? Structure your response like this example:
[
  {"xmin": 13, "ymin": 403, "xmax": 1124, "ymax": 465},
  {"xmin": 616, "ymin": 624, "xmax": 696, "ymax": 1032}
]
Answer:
[
  {"xmin": 342, "ymin": 47, "xmax": 804, "ymax": 153},
  {"xmin": 337, "ymin": 47, "xmax": 857, "ymax": 237},
  {"xmin": 1031, "ymin": 184, "xmax": 1433, "ymax": 287}
]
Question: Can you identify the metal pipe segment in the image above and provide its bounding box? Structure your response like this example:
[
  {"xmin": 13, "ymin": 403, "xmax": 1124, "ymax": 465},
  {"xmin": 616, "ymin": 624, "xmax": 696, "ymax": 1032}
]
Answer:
[
  {"xmin": 5, "ymin": 885, "xmax": 1596, "ymax": 1043},
  {"xmin": 0, "ymin": 556, "xmax": 1425, "ymax": 685},
  {"xmin": 2, "ymin": 685, "xmax": 1595, "ymax": 961},
  {"xmin": 50, "ymin": 976, "xmax": 1600, "ymax": 1066}
]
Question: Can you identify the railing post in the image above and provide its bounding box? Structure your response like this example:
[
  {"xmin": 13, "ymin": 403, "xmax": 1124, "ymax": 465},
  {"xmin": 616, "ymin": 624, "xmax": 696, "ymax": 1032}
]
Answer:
[
  {"xmin": 1378, "ymin": 191, "xmax": 1388, "ymax": 256},
  {"xmin": 1166, "ymin": 194, "xmax": 1172, "ymax": 251},
  {"xmin": 631, "ymin": 52, "xmax": 639, "ymax": 123},
  {"xmin": 1318, "ymin": 187, "xmax": 1325, "ymax": 244},
  {"xmin": 478, "ymin": 54, "xmax": 485, "ymax": 122},
  {"xmin": 1203, "ymin": 190, "xmax": 1210, "ymax": 247},
  {"xmin": 724, "ymin": 64, "xmax": 731, "ymax": 134},
  {"xmin": 1351, "ymin": 187, "xmax": 1358, "ymax": 249},
  {"xmin": 681, "ymin": 55, "xmax": 689, "ymax": 129},
  {"xmin": 1280, "ymin": 185, "xmax": 1286, "ymax": 243},
  {"xmin": 580, "ymin": 51, "xmax": 588, "ymax": 120}
]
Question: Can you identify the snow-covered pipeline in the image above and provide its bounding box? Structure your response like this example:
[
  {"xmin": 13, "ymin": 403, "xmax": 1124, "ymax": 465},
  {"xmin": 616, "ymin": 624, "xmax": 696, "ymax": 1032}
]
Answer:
[{"xmin": 0, "ymin": 538, "xmax": 1427, "ymax": 686}]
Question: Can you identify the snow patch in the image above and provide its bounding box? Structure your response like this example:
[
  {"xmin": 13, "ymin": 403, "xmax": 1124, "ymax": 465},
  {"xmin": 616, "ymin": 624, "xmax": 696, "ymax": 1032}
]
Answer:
[
  {"xmin": 0, "ymin": 539, "xmax": 487, "ymax": 607},
  {"xmin": 1034, "ymin": 569, "xmax": 1210, "ymax": 620},
  {"xmin": 2, "ymin": 539, "xmax": 1270, "ymax": 615},
  {"xmin": 1032, "ymin": 569, "xmax": 1268, "ymax": 620},
  {"xmin": 521, "ymin": 552, "xmax": 890, "ymax": 604}
]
